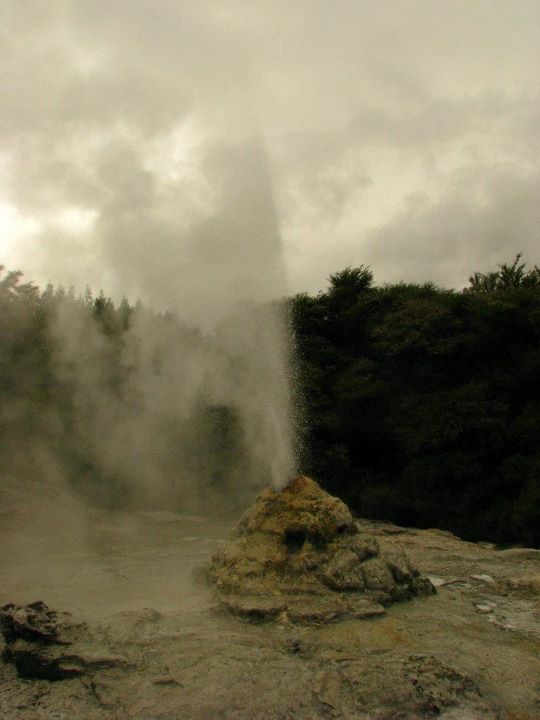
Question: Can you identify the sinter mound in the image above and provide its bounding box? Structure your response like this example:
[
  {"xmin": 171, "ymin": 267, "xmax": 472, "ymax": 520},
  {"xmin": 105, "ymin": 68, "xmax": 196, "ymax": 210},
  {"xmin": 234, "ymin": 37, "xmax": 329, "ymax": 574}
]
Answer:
[{"xmin": 208, "ymin": 475, "xmax": 435, "ymax": 622}]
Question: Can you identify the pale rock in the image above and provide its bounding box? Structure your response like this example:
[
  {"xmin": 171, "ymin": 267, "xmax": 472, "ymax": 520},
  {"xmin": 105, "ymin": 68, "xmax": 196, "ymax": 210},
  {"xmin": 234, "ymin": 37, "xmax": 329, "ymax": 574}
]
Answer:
[
  {"xmin": 206, "ymin": 475, "xmax": 435, "ymax": 623},
  {"xmin": 470, "ymin": 574, "xmax": 494, "ymax": 584},
  {"xmin": 475, "ymin": 604, "xmax": 494, "ymax": 614}
]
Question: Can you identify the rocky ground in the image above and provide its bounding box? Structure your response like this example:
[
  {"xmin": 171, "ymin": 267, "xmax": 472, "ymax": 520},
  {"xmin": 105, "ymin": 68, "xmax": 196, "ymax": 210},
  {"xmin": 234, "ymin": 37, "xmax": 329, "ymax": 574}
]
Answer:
[
  {"xmin": 0, "ymin": 497, "xmax": 539, "ymax": 719},
  {"xmin": 207, "ymin": 476, "xmax": 436, "ymax": 623}
]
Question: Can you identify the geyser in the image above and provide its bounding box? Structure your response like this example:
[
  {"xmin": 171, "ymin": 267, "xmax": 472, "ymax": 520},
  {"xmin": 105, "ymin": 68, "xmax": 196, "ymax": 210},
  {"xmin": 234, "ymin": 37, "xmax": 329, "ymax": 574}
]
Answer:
[
  {"xmin": 207, "ymin": 475, "xmax": 435, "ymax": 623},
  {"xmin": 0, "ymin": 0, "xmax": 301, "ymax": 509},
  {"xmin": 0, "ymin": 137, "xmax": 298, "ymax": 519}
]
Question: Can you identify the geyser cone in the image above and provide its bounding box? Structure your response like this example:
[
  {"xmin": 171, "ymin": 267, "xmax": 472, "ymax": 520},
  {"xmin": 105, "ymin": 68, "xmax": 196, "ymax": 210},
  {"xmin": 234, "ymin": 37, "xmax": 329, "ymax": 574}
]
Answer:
[{"xmin": 207, "ymin": 476, "xmax": 435, "ymax": 623}]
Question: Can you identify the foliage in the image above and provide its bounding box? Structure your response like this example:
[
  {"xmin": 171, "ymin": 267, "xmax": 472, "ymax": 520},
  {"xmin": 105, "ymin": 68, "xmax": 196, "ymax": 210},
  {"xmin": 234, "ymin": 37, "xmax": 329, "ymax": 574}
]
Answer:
[
  {"xmin": 467, "ymin": 253, "xmax": 540, "ymax": 293},
  {"xmin": 292, "ymin": 258, "xmax": 540, "ymax": 547},
  {"xmin": 1, "ymin": 256, "xmax": 539, "ymax": 547}
]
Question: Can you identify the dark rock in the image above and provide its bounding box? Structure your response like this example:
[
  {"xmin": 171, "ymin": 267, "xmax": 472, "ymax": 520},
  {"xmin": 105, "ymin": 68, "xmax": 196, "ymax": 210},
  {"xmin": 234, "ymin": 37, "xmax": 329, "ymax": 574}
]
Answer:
[
  {"xmin": 2, "ymin": 640, "xmax": 85, "ymax": 680},
  {"xmin": 152, "ymin": 675, "xmax": 182, "ymax": 686},
  {"xmin": 0, "ymin": 602, "xmax": 126, "ymax": 680},
  {"xmin": 411, "ymin": 577, "xmax": 437, "ymax": 596},
  {"xmin": 0, "ymin": 601, "xmax": 67, "ymax": 645}
]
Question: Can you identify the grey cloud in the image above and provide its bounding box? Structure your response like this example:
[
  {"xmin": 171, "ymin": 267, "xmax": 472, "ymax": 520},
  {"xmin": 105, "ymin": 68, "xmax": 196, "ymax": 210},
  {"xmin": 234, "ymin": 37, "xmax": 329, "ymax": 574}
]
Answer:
[
  {"xmin": 2, "ymin": 0, "xmax": 539, "ymax": 295},
  {"xmin": 362, "ymin": 168, "xmax": 540, "ymax": 289}
]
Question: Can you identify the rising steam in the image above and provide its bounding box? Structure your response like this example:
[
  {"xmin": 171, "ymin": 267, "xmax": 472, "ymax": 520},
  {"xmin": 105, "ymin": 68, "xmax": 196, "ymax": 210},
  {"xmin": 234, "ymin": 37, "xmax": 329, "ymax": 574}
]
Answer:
[
  {"xmin": 46, "ymin": 139, "xmax": 297, "ymax": 509},
  {"xmin": 1, "ymin": 2, "xmax": 299, "ymax": 517}
]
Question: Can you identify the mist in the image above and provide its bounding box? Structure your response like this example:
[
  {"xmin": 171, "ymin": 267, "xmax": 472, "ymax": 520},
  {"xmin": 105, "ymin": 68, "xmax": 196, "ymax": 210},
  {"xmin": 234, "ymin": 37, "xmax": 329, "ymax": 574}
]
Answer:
[
  {"xmin": 0, "ymin": 1, "xmax": 539, "ymax": 547},
  {"xmin": 0, "ymin": 1, "xmax": 306, "ymax": 522},
  {"xmin": 0, "ymin": 138, "xmax": 297, "ymax": 526},
  {"xmin": 1, "ymin": 8, "xmax": 540, "ymax": 717}
]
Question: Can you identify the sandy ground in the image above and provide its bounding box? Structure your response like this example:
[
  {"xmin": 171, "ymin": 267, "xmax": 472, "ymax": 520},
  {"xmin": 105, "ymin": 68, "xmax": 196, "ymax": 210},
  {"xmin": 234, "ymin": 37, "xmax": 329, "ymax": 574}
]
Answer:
[{"xmin": 0, "ymin": 498, "xmax": 539, "ymax": 719}]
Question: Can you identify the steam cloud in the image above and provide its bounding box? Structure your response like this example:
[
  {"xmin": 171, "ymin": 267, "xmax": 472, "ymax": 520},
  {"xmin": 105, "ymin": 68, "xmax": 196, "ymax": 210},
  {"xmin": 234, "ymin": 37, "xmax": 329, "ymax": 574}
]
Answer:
[
  {"xmin": 0, "ymin": 1, "xmax": 302, "ymax": 522},
  {"xmin": 0, "ymin": 1, "xmax": 539, "ymax": 516}
]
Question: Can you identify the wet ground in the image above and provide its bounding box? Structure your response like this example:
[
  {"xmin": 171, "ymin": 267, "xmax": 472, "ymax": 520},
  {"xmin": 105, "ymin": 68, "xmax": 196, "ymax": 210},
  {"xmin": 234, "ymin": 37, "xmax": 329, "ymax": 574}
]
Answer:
[
  {"xmin": 0, "ymin": 507, "xmax": 229, "ymax": 617},
  {"xmin": 0, "ymin": 492, "xmax": 539, "ymax": 719}
]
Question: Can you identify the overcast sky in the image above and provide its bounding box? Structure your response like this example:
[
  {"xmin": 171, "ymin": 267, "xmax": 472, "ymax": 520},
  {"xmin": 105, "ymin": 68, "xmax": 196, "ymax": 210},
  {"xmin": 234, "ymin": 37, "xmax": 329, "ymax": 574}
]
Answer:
[{"xmin": 1, "ymin": 0, "xmax": 539, "ymax": 308}]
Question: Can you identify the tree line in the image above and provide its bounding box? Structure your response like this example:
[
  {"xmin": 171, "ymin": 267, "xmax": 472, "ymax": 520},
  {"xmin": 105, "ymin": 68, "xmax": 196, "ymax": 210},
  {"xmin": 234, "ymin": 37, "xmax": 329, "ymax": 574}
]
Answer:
[
  {"xmin": 0, "ymin": 267, "xmax": 249, "ymax": 514},
  {"xmin": 292, "ymin": 255, "xmax": 540, "ymax": 547},
  {"xmin": 1, "ymin": 255, "xmax": 539, "ymax": 546}
]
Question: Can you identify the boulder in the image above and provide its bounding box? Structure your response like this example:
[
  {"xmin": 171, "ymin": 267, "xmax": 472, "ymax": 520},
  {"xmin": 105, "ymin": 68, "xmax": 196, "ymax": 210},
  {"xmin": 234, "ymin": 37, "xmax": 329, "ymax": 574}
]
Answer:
[
  {"xmin": 0, "ymin": 602, "xmax": 126, "ymax": 680},
  {"xmin": 207, "ymin": 475, "xmax": 435, "ymax": 622},
  {"xmin": 0, "ymin": 601, "xmax": 68, "ymax": 644}
]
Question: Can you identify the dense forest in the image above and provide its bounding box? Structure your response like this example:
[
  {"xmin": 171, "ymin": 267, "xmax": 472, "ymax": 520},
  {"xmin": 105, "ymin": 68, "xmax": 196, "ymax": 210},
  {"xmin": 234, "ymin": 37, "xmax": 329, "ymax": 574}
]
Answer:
[
  {"xmin": 1, "ymin": 256, "xmax": 539, "ymax": 547},
  {"xmin": 293, "ymin": 256, "xmax": 540, "ymax": 547}
]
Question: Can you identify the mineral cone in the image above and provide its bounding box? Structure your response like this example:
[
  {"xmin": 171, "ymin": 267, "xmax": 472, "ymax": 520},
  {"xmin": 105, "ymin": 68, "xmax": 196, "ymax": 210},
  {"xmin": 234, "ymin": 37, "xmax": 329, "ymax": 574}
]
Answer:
[{"xmin": 207, "ymin": 476, "xmax": 435, "ymax": 623}]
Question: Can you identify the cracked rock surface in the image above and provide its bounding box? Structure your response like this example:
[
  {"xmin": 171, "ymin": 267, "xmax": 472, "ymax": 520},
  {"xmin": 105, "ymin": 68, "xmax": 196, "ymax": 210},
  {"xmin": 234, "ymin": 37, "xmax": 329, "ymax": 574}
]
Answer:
[
  {"xmin": 0, "ymin": 488, "xmax": 539, "ymax": 719},
  {"xmin": 207, "ymin": 475, "xmax": 435, "ymax": 621}
]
